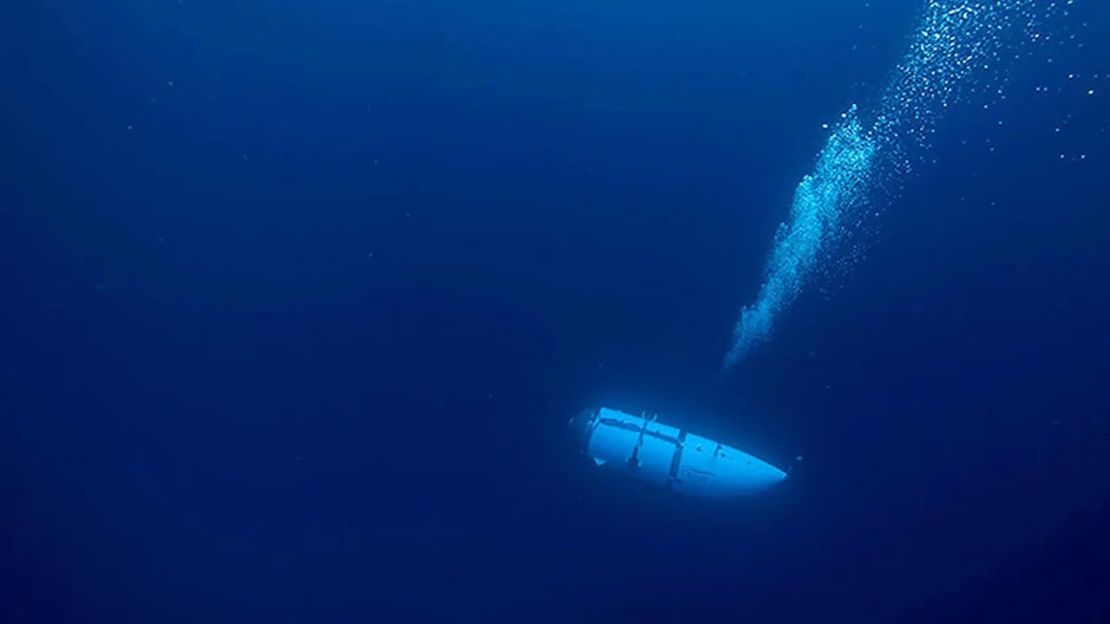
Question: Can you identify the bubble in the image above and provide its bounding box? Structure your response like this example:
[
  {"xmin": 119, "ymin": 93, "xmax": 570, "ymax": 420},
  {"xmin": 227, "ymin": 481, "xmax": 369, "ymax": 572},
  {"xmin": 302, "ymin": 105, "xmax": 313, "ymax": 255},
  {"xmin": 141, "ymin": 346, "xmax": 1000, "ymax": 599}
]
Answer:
[{"xmin": 725, "ymin": 0, "xmax": 1067, "ymax": 368}]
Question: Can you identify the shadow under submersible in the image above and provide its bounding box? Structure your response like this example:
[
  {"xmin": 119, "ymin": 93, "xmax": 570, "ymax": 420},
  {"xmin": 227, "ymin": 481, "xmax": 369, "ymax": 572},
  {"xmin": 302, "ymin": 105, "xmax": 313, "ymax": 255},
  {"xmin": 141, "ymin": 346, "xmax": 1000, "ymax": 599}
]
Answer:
[{"xmin": 572, "ymin": 408, "xmax": 787, "ymax": 497}]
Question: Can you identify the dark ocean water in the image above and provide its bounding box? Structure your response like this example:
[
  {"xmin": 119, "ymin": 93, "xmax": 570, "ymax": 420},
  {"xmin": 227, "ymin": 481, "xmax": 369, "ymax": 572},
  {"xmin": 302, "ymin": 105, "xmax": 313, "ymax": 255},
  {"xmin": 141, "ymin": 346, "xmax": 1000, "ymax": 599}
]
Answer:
[{"xmin": 3, "ymin": 1, "xmax": 1110, "ymax": 622}]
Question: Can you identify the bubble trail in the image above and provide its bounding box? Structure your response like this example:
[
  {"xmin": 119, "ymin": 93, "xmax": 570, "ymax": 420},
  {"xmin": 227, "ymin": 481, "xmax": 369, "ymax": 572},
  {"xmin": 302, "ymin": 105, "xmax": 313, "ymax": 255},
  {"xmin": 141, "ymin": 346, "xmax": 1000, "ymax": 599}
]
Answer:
[
  {"xmin": 724, "ymin": 111, "xmax": 876, "ymax": 367},
  {"xmin": 724, "ymin": 0, "xmax": 1052, "ymax": 369}
]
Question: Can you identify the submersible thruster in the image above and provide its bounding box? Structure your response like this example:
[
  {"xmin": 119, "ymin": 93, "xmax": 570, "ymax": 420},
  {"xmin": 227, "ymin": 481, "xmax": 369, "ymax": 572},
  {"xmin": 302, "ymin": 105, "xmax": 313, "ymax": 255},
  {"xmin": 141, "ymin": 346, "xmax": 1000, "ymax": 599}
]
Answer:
[{"xmin": 571, "ymin": 407, "xmax": 787, "ymax": 497}]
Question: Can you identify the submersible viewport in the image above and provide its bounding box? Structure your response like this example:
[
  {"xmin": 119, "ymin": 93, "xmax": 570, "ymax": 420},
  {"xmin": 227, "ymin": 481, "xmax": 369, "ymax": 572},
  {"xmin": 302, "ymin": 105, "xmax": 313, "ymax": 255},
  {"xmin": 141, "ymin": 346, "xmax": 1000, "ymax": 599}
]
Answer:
[{"xmin": 571, "ymin": 407, "xmax": 787, "ymax": 497}]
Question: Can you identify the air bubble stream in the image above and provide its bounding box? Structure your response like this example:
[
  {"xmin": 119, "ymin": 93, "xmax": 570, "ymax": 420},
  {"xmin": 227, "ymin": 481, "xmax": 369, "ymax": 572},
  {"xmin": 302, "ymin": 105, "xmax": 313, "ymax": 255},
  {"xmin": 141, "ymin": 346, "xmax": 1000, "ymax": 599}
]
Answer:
[{"xmin": 724, "ymin": 0, "xmax": 1058, "ymax": 368}]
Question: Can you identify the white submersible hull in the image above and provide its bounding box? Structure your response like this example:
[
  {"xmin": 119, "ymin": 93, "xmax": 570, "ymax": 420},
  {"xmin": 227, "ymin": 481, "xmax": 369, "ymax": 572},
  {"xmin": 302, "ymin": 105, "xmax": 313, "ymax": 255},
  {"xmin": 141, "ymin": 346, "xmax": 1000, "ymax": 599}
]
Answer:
[{"xmin": 572, "ymin": 407, "xmax": 786, "ymax": 497}]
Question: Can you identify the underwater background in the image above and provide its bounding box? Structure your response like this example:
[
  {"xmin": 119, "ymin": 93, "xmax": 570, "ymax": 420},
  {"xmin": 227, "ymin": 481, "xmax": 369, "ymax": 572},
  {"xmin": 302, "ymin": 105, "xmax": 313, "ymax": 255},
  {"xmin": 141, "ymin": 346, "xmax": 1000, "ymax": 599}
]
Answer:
[{"xmin": 3, "ymin": 1, "xmax": 1110, "ymax": 622}]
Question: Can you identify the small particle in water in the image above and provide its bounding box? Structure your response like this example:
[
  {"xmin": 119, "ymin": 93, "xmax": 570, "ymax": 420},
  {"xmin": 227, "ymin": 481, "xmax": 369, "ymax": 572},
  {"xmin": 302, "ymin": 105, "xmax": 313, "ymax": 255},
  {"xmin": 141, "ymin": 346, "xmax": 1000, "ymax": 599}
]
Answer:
[
  {"xmin": 1088, "ymin": 89, "xmax": 1095, "ymax": 96},
  {"xmin": 167, "ymin": 80, "xmax": 174, "ymax": 87},
  {"xmin": 126, "ymin": 124, "xmax": 133, "ymax": 131},
  {"xmin": 367, "ymin": 251, "xmax": 374, "ymax": 258}
]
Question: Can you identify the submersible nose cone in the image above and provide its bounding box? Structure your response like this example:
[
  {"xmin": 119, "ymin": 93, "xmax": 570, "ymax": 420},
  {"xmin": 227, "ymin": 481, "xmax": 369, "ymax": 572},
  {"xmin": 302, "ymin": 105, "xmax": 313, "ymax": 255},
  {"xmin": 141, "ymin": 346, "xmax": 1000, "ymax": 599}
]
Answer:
[{"xmin": 576, "ymin": 407, "xmax": 787, "ymax": 497}]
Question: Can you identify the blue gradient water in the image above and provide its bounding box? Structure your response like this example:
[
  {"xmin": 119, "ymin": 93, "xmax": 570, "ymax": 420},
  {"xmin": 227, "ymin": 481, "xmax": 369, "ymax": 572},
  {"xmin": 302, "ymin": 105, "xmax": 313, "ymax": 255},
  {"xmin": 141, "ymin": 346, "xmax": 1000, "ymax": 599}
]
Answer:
[{"xmin": 3, "ymin": 1, "xmax": 1109, "ymax": 623}]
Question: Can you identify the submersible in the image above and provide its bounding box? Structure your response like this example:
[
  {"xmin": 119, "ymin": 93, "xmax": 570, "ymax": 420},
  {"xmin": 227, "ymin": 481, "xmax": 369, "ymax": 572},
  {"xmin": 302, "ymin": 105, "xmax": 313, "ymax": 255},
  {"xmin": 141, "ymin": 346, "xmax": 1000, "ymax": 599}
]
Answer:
[{"xmin": 571, "ymin": 407, "xmax": 787, "ymax": 497}]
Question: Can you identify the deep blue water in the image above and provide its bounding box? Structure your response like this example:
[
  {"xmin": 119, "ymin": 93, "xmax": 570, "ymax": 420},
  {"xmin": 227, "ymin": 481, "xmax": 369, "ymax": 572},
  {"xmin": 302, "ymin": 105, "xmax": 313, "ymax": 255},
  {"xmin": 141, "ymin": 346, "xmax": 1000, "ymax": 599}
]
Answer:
[{"xmin": 3, "ymin": 1, "xmax": 1110, "ymax": 622}]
